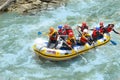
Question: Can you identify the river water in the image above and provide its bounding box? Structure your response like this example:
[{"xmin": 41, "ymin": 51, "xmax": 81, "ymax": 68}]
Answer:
[{"xmin": 0, "ymin": 0, "xmax": 120, "ymax": 80}]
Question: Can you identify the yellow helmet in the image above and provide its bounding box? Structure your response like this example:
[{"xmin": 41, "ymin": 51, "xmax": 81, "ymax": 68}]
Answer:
[{"xmin": 49, "ymin": 27, "xmax": 54, "ymax": 32}]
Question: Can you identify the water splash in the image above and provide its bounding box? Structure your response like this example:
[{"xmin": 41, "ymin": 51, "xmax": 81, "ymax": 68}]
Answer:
[{"xmin": 0, "ymin": 0, "xmax": 120, "ymax": 80}]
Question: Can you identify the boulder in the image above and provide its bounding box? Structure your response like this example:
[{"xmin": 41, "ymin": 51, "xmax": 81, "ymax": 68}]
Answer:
[
  {"xmin": 15, "ymin": 3, "xmax": 32, "ymax": 13},
  {"xmin": 33, "ymin": 0, "xmax": 41, "ymax": 5},
  {"xmin": 1, "ymin": 0, "xmax": 68, "ymax": 14},
  {"xmin": 40, "ymin": 2, "xmax": 48, "ymax": 10}
]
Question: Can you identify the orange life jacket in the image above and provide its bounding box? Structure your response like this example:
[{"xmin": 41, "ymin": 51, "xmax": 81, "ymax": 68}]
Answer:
[
  {"xmin": 66, "ymin": 37, "xmax": 75, "ymax": 46},
  {"xmin": 49, "ymin": 30, "xmax": 58, "ymax": 41}
]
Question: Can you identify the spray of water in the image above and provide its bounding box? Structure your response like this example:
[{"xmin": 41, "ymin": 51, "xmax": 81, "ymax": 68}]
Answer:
[{"xmin": 0, "ymin": 0, "xmax": 120, "ymax": 80}]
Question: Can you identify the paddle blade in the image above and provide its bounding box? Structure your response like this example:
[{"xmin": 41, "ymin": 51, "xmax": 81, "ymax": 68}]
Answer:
[
  {"xmin": 110, "ymin": 40, "xmax": 117, "ymax": 45},
  {"xmin": 38, "ymin": 32, "xmax": 42, "ymax": 35}
]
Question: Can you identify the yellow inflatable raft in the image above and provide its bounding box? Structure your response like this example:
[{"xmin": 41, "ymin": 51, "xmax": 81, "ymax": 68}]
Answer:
[{"xmin": 32, "ymin": 33, "xmax": 110, "ymax": 61}]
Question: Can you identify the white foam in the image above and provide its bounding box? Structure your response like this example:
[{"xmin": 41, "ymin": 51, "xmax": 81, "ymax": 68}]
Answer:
[
  {"xmin": 87, "ymin": 72, "xmax": 104, "ymax": 80},
  {"xmin": 34, "ymin": 38, "xmax": 47, "ymax": 45}
]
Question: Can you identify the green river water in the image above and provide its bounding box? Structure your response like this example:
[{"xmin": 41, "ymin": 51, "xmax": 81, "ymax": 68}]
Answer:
[{"xmin": 0, "ymin": 0, "xmax": 120, "ymax": 80}]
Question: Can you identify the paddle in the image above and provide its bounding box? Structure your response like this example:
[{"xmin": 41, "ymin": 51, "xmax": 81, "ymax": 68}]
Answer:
[
  {"xmin": 110, "ymin": 40, "xmax": 117, "ymax": 45},
  {"xmin": 38, "ymin": 31, "xmax": 48, "ymax": 36},
  {"xmin": 38, "ymin": 31, "xmax": 42, "ymax": 35},
  {"xmin": 76, "ymin": 26, "xmax": 82, "ymax": 36},
  {"xmin": 61, "ymin": 38, "xmax": 73, "ymax": 50},
  {"xmin": 112, "ymin": 29, "xmax": 120, "ymax": 35}
]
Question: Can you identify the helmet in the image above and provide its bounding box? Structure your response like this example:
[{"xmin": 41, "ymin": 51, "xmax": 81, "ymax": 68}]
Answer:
[
  {"xmin": 58, "ymin": 25, "xmax": 62, "ymax": 29},
  {"xmin": 108, "ymin": 24, "xmax": 114, "ymax": 28},
  {"xmin": 96, "ymin": 26, "xmax": 100, "ymax": 30},
  {"xmin": 68, "ymin": 32, "xmax": 74, "ymax": 37},
  {"xmin": 64, "ymin": 24, "xmax": 69, "ymax": 29},
  {"xmin": 100, "ymin": 22, "xmax": 103, "ymax": 26},
  {"xmin": 83, "ymin": 29, "xmax": 88, "ymax": 33},
  {"xmin": 82, "ymin": 22, "xmax": 87, "ymax": 26},
  {"xmin": 49, "ymin": 27, "xmax": 54, "ymax": 32}
]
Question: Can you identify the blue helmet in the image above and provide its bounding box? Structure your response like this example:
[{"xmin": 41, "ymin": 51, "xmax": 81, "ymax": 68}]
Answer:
[
  {"xmin": 58, "ymin": 25, "xmax": 62, "ymax": 29},
  {"xmin": 96, "ymin": 26, "xmax": 100, "ymax": 30}
]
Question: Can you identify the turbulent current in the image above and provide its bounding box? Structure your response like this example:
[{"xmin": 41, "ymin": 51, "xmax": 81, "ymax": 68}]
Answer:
[{"xmin": 0, "ymin": 0, "xmax": 120, "ymax": 80}]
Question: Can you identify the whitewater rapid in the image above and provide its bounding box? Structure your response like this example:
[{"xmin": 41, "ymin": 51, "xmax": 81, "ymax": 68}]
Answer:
[{"xmin": 0, "ymin": 0, "xmax": 120, "ymax": 80}]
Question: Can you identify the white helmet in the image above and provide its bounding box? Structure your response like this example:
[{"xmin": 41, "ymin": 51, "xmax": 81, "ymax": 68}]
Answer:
[{"xmin": 83, "ymin": 29, "xmax": 88, "ymax": 33}]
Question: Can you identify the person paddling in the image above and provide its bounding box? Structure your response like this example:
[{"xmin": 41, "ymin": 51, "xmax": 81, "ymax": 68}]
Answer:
[
  {"xmin": 98, "ymin": 22, "xmax": 106, "ymax": 38},
  {"xmin": 92, "ymin": 27, "xmax": 101, "ymax": 41},
  {"xmin": 78, "ymin": 29, "xmax": 92, "ymax": 45},
  {"xmin": 99, "ymin": 22, "xmax": 104, "ymax": 28},
  {"xmin": 77, "ymin": 22, "xmax": 89, "ymax": 32},
  {"xmin": 58, "ymin": 25, "xmax": 67, "ymax": 40},
  {"xmin": 63, "ymin": 24, "xmax": 74, "ymax": 35},
  {"xmin": 65, "ymin": 32, "xmax": 76, "ymax": 50},
  {"xmin": 47, "ymin": 27, "xmax": 58, "ymax": 48},
  {"xmin": 104, "ymin": 24, "xmax": 120, "ymax": 35}
]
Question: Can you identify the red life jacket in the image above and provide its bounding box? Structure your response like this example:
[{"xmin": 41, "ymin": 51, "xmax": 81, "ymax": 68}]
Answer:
[
  {"xmin": 58, "ymin": 29, "xmax": 67, "ymax": 35},
  {"xmin": 62, "ymin": 29, "xmax": 67, "ymax": 35},
  {"xmin": 106, "ymin": 27, "xmax": 113, "ymax": 32},
  {"xmin": 80, "ymin": 36, "xmax": 88, "ymax": 44},
  {"xmin": 100, "ymin": 27, "xmax": 105, "ymax": 33},
  {"xmin": 58, "ymin": 29, "xmax": 62, "ymax": 35},
  {"xmin": 92, "ymin": 30, "xmax": 99, "ymax": 38},
  {"xmin": 66, "ymin": 29, "xmax": 74, "ymax": 35}
]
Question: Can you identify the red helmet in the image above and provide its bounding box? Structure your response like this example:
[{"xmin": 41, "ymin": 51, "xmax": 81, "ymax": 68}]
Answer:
[
  {"xmin": 64, "ymin": 24, "xmax": 69, "ymax": 29},
  {"xmin": 82, "ymin": 22, "xmax": 87, "ymax": 26},
  {"xmin": 68, "ymin": 32, "xmax": 74, "ymax": 37}
]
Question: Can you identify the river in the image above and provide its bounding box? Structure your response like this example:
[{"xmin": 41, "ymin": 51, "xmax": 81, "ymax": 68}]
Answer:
[{"xmin": 0, "ymin": 0, "xmax": 120, "ymax": 80}]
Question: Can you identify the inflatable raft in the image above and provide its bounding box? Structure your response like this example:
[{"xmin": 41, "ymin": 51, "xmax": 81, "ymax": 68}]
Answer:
[{"xmin": 33, "ymin": 33, "xmax": 110, "ymax": 61}]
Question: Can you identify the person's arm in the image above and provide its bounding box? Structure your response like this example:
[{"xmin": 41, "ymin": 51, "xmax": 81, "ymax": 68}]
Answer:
[
  {"xmin": 113, "ymin": 29, "xmax": 120, "ymax": 35},
  {"xmin": 76, "ymin": 26, "xmax": 82, "ymax": 36},
  {"xmin": 76, "ymin": 26, "xmax": 81, "ymax": 31},
  {"xmin": 71, "ymin": 38, "xmax": 76, "ymax": 45},
  {"xmin": 52, "ymin": 32, "xmax": 57, "ymax": 38}
]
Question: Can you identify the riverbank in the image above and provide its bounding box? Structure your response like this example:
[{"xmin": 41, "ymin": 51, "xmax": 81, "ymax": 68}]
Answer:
[{"xmin": 0, "ymin": 0, "xmax": 68, "ymax": 14}]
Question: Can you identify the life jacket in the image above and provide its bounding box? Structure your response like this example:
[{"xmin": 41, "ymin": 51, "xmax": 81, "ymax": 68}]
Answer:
[
  {"xmin": 100, "ymin": 26, "xmax": 104, "ymax": 29},
  {"xmin": 66, "ymin": 37, "xmax": 75, "ymax": 46},
  {"xmin": 58, "ymin": 29, "xmax": 62, "ymax": 35},
  {"xmin": 92, "ymin": 30, "xmax": 100, "ymax": 38},
  {"xmin": 66, "ymin": 39, "xmax": 72, "ymax": 46},
  {"xmin": 58, "ymin": 29, "xmax": 67, "ymax": 35},
  {"xmin": 100, "ymin": 28, "xmax": 103, "ymax": 33},
  {"xmin": 66, "ymin": 29, "xmax": 74, "ymax": 35},
  {"xmin": 84, "ymin": 33, "xmax": 90, "ymax": 37},
  {"xmin": 80, "ymin": 34, "xmax": 88, "ymax": 44},
  {"xmin": 106, "ymin": 27, "xmax": 113, "ymax": 33},
  {"xmin": 81, "ymin": 26, "xmax": 88, "ymax": 32},
  {"xmin": 49, "ymin": 30, "xmax": 58, "ymax": 41}
]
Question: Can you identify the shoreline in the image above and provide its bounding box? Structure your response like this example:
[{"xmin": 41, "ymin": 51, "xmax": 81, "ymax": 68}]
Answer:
[{"xmin": 0, "ymin": 0, "xmax": 68, "ymax": 15}]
